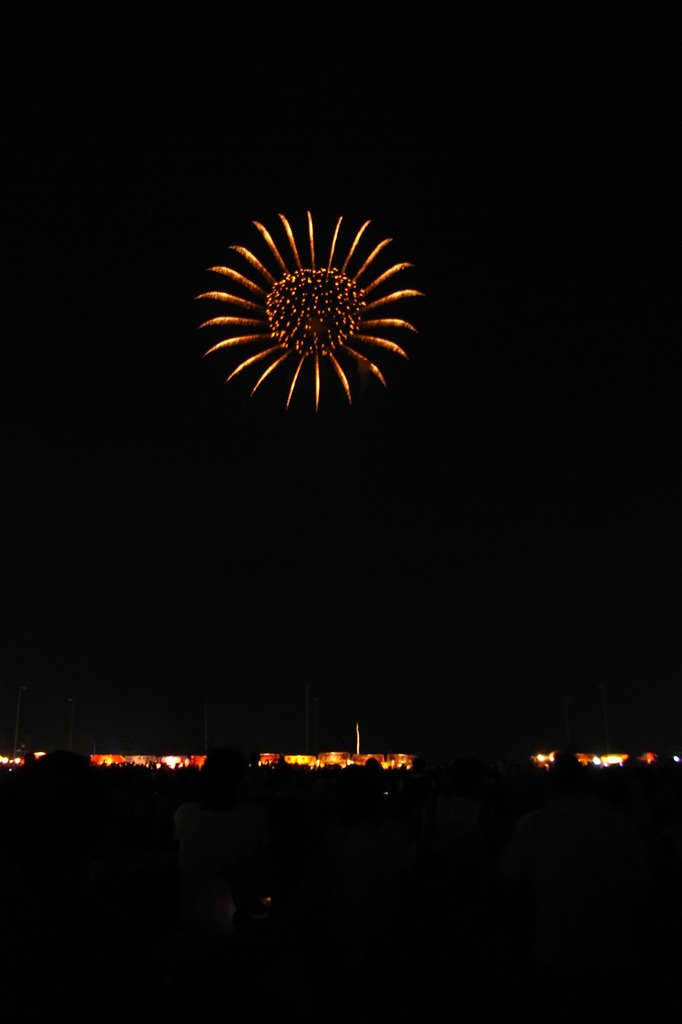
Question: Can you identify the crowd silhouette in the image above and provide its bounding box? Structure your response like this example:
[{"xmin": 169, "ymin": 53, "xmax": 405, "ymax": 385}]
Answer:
[{"xmin": 1, "ymin": 747, "xmax": 680, "ymax": 1015}]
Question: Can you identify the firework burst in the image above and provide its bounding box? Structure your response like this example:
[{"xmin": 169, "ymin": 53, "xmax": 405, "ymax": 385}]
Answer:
[{"xmin": 196, "ymin": 212, "xmax": 423, "ymax": 411}]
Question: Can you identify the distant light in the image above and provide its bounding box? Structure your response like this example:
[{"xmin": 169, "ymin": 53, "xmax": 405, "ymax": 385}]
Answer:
[
  {"xmin": 159, "ymin": 755, "xmax": 188, "ymax": 769},
  {"xmin": 284, "ymin": 754, "xmax": 318, "ymax": 768},
  {"xmin": 0, "ymin": 750, "xmax": 423, "ymax": 772},
  {"xmin": 318, "ymin": 751, "xmax": 351, "ymax": 767},
  {"xmin": 258, "ymin": 753, "xmax": 281, "ymax": 767},
  {"xmin": 600, "ymin": 754, "xmax": 629, "ymax": 767}
]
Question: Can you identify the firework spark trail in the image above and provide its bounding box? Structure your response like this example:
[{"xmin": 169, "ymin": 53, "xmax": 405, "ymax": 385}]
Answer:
[{"xmin": 197, "ymin": 211, "xmax": 423, "ymax": 410}]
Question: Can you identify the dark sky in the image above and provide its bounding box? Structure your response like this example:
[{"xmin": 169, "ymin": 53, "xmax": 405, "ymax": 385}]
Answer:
[{"xmin": 4, "ymin": 11, "xmax": 679, "ymax": 763}]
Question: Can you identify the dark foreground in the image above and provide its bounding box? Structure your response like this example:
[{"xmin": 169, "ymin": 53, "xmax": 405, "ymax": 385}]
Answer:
[{"xmin": 1, "ymin": 752, "xmax": 680, "ymax": 1018}]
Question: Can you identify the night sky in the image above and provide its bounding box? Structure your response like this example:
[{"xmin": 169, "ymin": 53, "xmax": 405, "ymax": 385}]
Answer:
[{"xmin": 4, "ymin": 11, "xmax": 679, "ymax": 763}]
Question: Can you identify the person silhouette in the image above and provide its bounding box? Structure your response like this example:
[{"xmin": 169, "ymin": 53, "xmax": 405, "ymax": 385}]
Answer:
[
  {"xmin": 497, "ymin": 753, "xmax": 653, "ymax": 1011},
  {"xmin": 173, "ymin": 747, "xmax": 270, "ymax": 938}
]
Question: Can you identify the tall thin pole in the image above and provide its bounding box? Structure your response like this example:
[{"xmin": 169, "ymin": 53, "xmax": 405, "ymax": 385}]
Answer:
[
  {"xmin": 13, "ymin": 686, "xmax": 27, "ymax": 757},
  {"xmin": 204, "ymin": 698, "xmax": 208, "ymax": 755}
]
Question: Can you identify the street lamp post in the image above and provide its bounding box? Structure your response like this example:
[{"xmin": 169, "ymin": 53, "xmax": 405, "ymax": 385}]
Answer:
[{"xmin": 13, "ymin": 686, "xmax": 28, "ymax": 758}]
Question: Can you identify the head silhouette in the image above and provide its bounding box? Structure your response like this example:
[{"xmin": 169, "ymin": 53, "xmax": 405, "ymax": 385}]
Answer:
[
  {"xmin": 199, "ymin": 747, "xmax": 247, "ymax": 810},
  {"xmin": 547, "ymin": 752, "xmax": 591, "ymax": 799}
]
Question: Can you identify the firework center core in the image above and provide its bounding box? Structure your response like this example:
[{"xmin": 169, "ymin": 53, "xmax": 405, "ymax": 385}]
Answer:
[{"xmin": 266, "ymin": 268, "xmax": 363, "ymax": 356}]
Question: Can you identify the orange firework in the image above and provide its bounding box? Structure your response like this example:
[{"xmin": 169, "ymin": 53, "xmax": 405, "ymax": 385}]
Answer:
[{"xmin": 196, "ymin": 212, "xmax": 423, "ymax": 411}]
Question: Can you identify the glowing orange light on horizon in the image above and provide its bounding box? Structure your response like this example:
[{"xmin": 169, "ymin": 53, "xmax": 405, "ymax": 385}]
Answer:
[
  {"xmin": 532, "ymin": 751, "xmax": 636, "ymax": 769},
  {"xmin": 258, "ymin": 753, "xmax": 281, "ymax": 767},
  {"xmin": 197, "ymin": 212, "xmax": 423, "ymax": 411},
  {"xmin": 318, "ymin": 751, "xmax": 351, "ymax": 767},
  {"xmin": 600, "ymin": 753, "xmax": 629, "ymax": 766}
]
